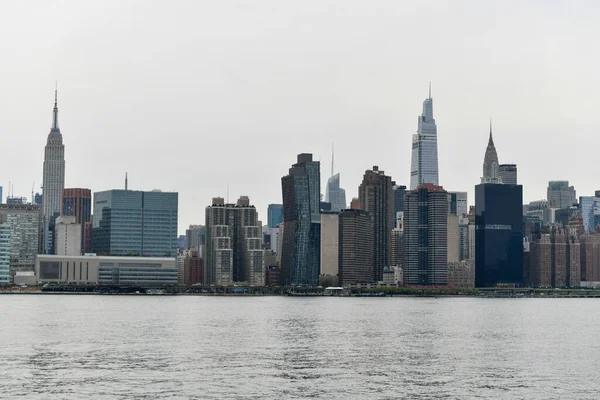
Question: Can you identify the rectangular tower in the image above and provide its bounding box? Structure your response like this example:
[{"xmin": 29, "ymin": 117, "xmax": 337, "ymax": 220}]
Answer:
[
  {"xmin": 63, "ymin": 188, "xmax": 92, "ymax": 254},
  {"xmin": 359, "ymin": 166, "xmax": 393, "ymax": 282},
  {"xmin": 475, "ymin": 183, "xmax": 524, "ymax": 287},
  {"xmin": 280, "ymin": 153, "xmax": 321, "ymax": 286},
  {"xmin": 92, "ymin": 189, "xmax": 178, "ymax": 257},
  {"xmin": 338, "ymin": 209, "xmax": 373, "ymax": 285}
]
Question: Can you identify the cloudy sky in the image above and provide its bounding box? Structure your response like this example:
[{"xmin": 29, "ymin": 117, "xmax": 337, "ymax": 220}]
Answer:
[{"xmin": 1, "ymin": 0, "xmax": 598, "ymax": 233}]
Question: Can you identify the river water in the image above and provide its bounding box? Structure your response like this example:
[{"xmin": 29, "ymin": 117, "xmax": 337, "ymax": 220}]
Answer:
[{"xmin": 0, "ymin": 295, "xmax": 598, "ymax": 399}]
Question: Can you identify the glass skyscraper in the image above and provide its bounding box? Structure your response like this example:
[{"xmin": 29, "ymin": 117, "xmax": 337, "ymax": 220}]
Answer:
[
  {"xmin": 267, "ymin": 204, "xmax": 283, "ymax": 228},
  {"xmin": 475, "ymin": 183, "xmax": 524, "ymax": 287},
  {"xmin": 325, "ymin": 173, "xmax": 346, "ymax": 212},
  {"xmin": 92, "ymin": 189, "xmax": 178, "ymax": 257},
  {"xmin": 280, "ymin": 153, "xmax": 321, "ymax": 286},
  {"xmin": 410, "ymin": 86, "xmax": 439, "ymax": 190}
]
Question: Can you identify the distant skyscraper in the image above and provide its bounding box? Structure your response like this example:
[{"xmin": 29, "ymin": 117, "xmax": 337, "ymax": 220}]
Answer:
[
  {"xmin": 481, "ymin": 122, "xmax": 502, "ymax": 184},
  {"xmin": 320, "ymin": 211, "xmax": 339, "ymax": 286},
  {"xmin": 448, "ymin": 191, "xmax": 468, "ymax": 216},
  {"xmin": 580, "ymin": 196, "xmax": 600, "ymax": 233},
  {"xmin": 338, "ymin": 209, "xmax": 373, "ymax": 285},
  {"xmin": 359, "ymin": 166, "xmax": 393, "ymax": 282},
  {"xmin": 392, "ymin": 182, "xmax": 406, "ymax": 229},
  {"xmin": 92, "ymin": 189, "xmax": 178, "ymax": 257},
  {"xmin": 63, "ymin": 188, "xmax": 92, "ymax": 254},
  {"xmin": 499, "ymin": 164, "xmax": 517, "ymax": 185},
  {"xmin": 6, "ymin": 197, "xmax": 27, "ymax": 205},
  {"xmin": 0, "ymin": 186, "xmax": 3, "ymax": 204},
  {"xmin": 267, "ymin": 204, "xmax": 283, "ymax": 228},
  {"xmin": 280, "ymin": 153, "xmax": 321, "ymax": 286},
  {"xmin": 42, "ymin": 88, "xmax": 66, "ymax": 254},
  {"xmin": 325, "ymin": 145, "xmax": 346, "ymax": 212},
  {"xmin": 410, "ymin": 85, "xmax": 439, "ymax": 189},
  {"xmin": 547, "ymin": 181, "xmax": 576, "ymax": 209},
  {"xmin": 34, "ymin": 193, "xmax": 43, "ymax": 206},
  {"xmin": 403, "ymin": 184, "xmax": 448, "ymax": 285},
  {"xmin": 185, "ymin": 224, "xmax": 205, "ymax": 251}
]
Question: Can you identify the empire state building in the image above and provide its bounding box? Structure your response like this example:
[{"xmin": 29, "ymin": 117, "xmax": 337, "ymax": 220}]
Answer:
[{"xmin": 42, "ymin": 89, "xmax": 65, "ymax": 253}]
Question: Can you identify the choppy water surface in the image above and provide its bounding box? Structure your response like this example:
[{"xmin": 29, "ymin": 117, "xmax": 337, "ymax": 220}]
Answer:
[{"xmin": 1, "ymin": 295, "xmax": 599, "ymax": 399}]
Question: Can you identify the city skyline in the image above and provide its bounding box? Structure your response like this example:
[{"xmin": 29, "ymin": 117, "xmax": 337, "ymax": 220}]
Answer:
[{"xmin": 3, "ymin": 1, "xmax": 600, "ymax": 232}]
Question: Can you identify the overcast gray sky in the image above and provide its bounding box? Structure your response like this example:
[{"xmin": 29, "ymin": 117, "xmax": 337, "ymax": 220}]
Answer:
[{"xmin": 2, "ymin": 0, "xmax": 598, "ymax": 233}]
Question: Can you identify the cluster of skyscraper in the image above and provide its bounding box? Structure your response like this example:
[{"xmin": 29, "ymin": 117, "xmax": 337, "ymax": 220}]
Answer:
[
  {"xmin": 0, "ymin": 90, "xmax": 179, "ymax": 285},
  {"xmin": 3, "ymin": 86, "xmax": 600, "ymax": 290}
]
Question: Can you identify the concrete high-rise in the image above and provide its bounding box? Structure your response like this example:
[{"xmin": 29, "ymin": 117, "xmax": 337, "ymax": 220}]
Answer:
[
  {"xmin": 580, "ymin": 234, "xmax": 600, "ymax": 282},
  {"xmin": 319, "ymin": 211, "xmax": 339, "ymax": 286},
  {"xmin": 547, "ymin": 181, "xmax": 576, "ymax": 209},
  {"xmin": 42, "ymin": 89, "xmax": 66, "ymax": 254},
  {"xmin": 338, "ymin": 209, "xmax": 373, "ymax": 285},
  {"xmin": 499, "ymin": 164, "xmax": 517, "ymax": 185},
  {"xmin": 403, "ymin": 184, "xmax": 449, "ymax": 285},
  {"xmin": 204, "ymin": 196, "xmax": 264, "ymax": 286},
  {"xmin": 0, "ymin": 222, "xmax": 10, "ymax": 284},
  {"xmin": 359, "ymin": 166, "xmax": 393, "ymax": 282},
  {"xmin": 280, "ymin": 154, "xmax": 321, "ymax": 286},
  {"xmin": 63, "ymin": 188, "xmax": 92, "ymax": 253},
  {"xmin": 0, "ymin": 204, "xmax": 42, "ymax": 283},
  {"xmin": 410, "ymin": 85, "xmax": 439, "ymax": 189},
  {"xmin": 92, "ymin": 189, "xmax": 178, "ymax": 257},
  {"xmin": 54, "ymin": 216, "xmax": 82, "ymax": 256}
]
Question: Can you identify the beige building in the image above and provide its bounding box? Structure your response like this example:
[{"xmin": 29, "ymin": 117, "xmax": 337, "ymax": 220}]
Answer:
[
  {"xmin": 36, "ymin": 254, "xmax": 177, "ymax": 285},
  {"xmin": 54, "ymin": 216, "xmax": 82, "ymax": 256},
  {"xmin": 319, "ymin": 211, "xmax": 339, "ymax": 286},
  {"xmin": 447, "ymin": 214, "xmax": 459, "ymax": 263},
  {"xmin": 447, "ymin": 260, "xmax": 474, "ymax": 287}
]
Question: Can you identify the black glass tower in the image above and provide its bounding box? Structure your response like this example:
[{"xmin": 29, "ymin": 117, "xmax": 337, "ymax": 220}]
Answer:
[
  {"xmin": 280, "ymin": 154, "xmax": 321, "ymax": 286},
  {"xmin": 475, "ymin": 183, "xmax": 523, "ymax": 287}
]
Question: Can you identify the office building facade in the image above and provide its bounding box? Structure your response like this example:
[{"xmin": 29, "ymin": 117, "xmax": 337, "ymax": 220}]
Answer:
[
  {"xmin": 280, "ymin": 154, "xmax": 321, "ymax": 286},
  {"xmin": 92, "ymin": 190, "xmax": 178, "ymax": 257},
  {"xmin": 338, "ymin": 209, "xmax": 373, "ymax": 285},
  {"xmin": 325, "ymin": 173, "xmax": 347, "ymax": 212},
  {"xmin": 547, "ymin": 181, "xmax": 576, "ymax": 209},
  {"xmin": 320, "ymin": 211, "xmax": 339, "ymax": 285},
  {"xmin": 0, "ymin": 223, "xmax": 10, "ymax": 284},
  {"xmin": 267, "ymin": 204, "xmax": 283, "ymax": 228},
  {"xmin": 403, "ymin": 184, "xmax": 449, "ymax": 285},
  {"xmin": 63, "ymin": 188, "xmax": 92, "ymax": 253},
  {"xmin": 0, "ymin": 204, "xmax": 42, "ymax": 283},
  {"xmin": 359, "ymin": 166, "xmax": 393, "ymax": 282},
  {"xmin": 36, "ymin": 254, "xmax": 177, "ymax": 285},
  {"xmin": 475, "ymin": 184, "xmax": 524, "ymax": 287},
  {"xmin": 410, "ymin": 86, "xmax": 439, "ymax": 189},
  {"xmin": 499, "ymin": 164, "xmax": 517, "ymax": 185},
  {"xmin": 54, "ymin": 216, "xmax": 82, "ymax": 256}
]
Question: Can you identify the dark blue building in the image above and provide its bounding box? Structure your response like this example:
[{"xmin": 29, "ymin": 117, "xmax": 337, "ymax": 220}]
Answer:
[
  {"xmin": 475, "ymin": 183, "xmax": 524, "ymax": 287},
  {"xmin": 267, "ymin": 204, "xmax": 283, "ymax": 228},
  {"xmin": 280, "ymin": 154, "xmax": 321, "ymax": 286}
]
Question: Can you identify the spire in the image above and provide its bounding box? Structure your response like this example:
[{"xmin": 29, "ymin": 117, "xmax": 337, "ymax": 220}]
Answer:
[
  {"xmin": 331, "ymin": 142, "xmax": 335, "ymax": 177},
  {"xmin": 51, "ymin": 82, "xmax": 60, "ymax": 132},
  {"xmin": 489, "ymin": 118, "xmax": 493, "ymax": 144},
  {"xmin": 428, "ymin": 81, "xmax": 432, "ymax": 99},
  {"xmin": 125, "ymin": 172, "xmax": 128, "ymax": 190}
]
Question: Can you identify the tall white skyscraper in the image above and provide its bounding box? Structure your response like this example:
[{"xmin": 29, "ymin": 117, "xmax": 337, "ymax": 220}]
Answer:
[
  {"xmin": 409, "ymin": 84, "xmax": 439, "ymax": 190},
  {"xmin": 42, "ymin": 89, "xmax": 65, "ymax": 254}
]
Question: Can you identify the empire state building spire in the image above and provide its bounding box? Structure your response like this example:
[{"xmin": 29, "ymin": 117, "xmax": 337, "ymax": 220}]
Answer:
[
  {"xmin": 51, "ymin": 85, "xmax": 60, "ymax": 132},
  {"xmin": 481, "ymin": 119, "xmax": 502, "ymax": 184}
]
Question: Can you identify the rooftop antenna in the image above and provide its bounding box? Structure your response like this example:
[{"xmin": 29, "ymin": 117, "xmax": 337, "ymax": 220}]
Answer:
[
  {"xmin": 226, "ymin": 180, "xmax": 230, "ymax": 203},
  {"xmin": 125, "ymin": 172, "xmax": 128, "ymax": 190},
  {"xmin": 429, "ymin": 81, "xmax": 432, "ymax": 99},
  {"xmin": 32, "ymin": 182, "xmax": 34, "ymax": 204}
]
